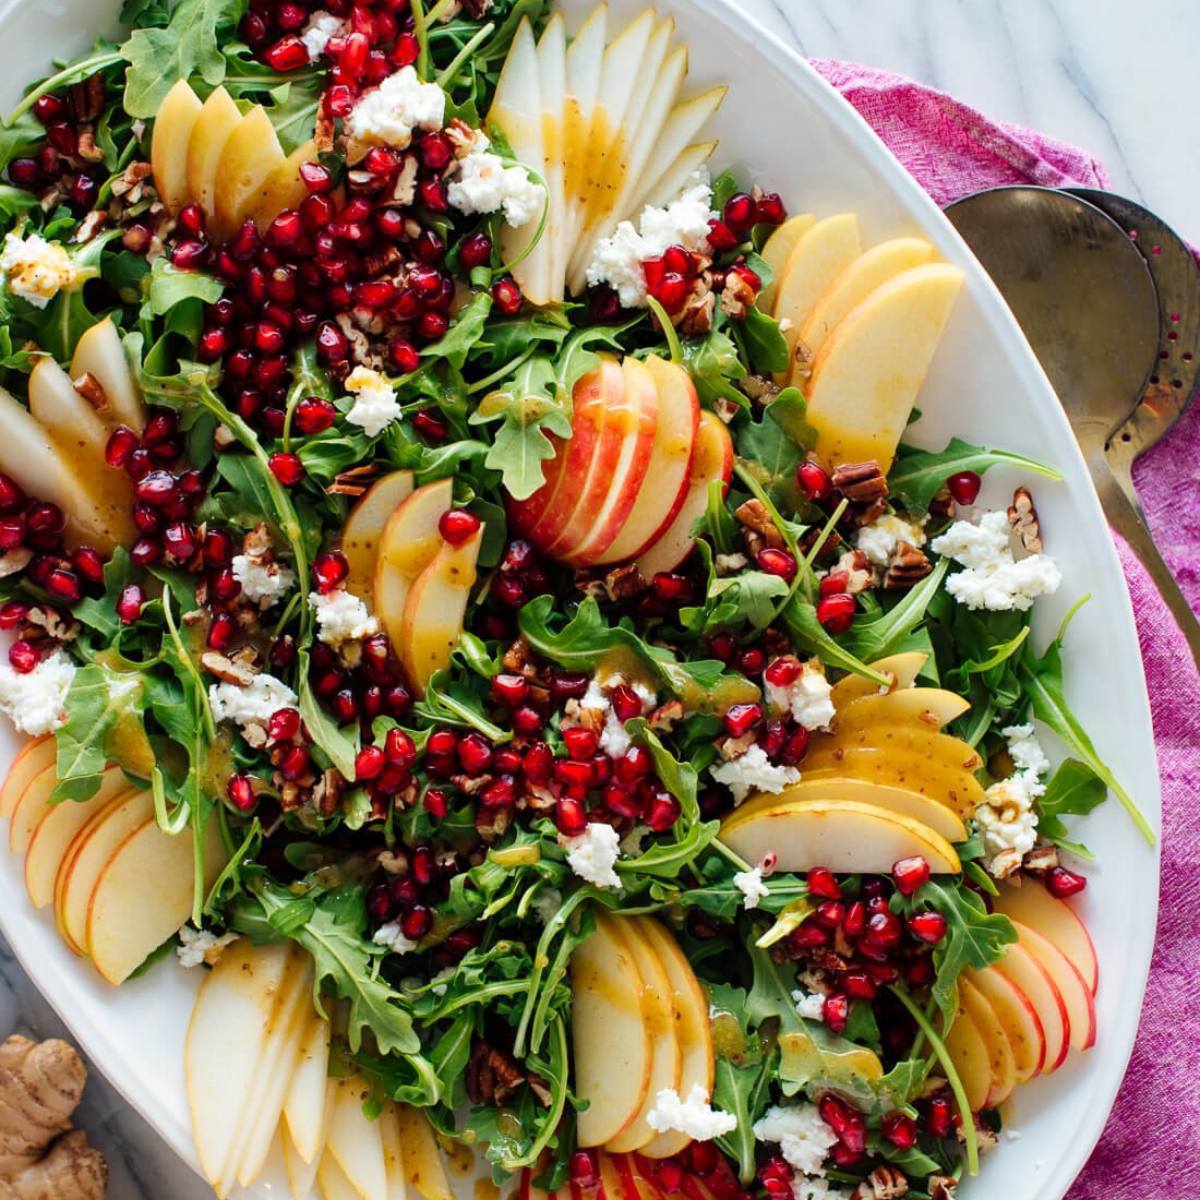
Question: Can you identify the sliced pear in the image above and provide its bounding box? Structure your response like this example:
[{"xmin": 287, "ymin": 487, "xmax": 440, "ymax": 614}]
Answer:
[
  {"xmin": 801, "ymin": 751, "xmax": 985, "ymax": 819},
  {"xmin": 393, "ymin": 1105, "xmax": 451, "ymax": 1200},
  {"xmin": 251, "ymin": 138, "xmax": 319, "ymax": 230},
  {"xmin": 535, "ymin": 14, "xmax": 567, "ymax": 301},
  {"xmin": 638, "ymin": 141, "xmax": 717, "ymax": 212},
  {"xmin": 796, "ymin": 237, "xmax": 935, "ymax": 368},
  {"xmin": 379, "ymin": 1104, "xmax": 407, "ymax": 1200},
  {"xmin": 186, "ymin": 941, "xmax": 298, "ymax": 1192},
  {"xmin": 373, "ymin": 477, "xmax": 453, "ymax": 658},
  {"xmin": 719, "ymin": 798, "xmax": 961, "ymax": 874},
  {"xmin": 86, "ymin": 809, "xmax": 226, "ymax": 984},
  {"xmin": 829, "ymin": 652, "xmax": 928, "ymax": 708},
  {"xmin": 804, "ymin": 725, "xmax": 982, "ymax": 774},
  {"xmin": 832, "ymin": 687, "xmax": 969, "ymax": 734},
  {"xmin": 71, "ymin": 317, "xmax": 146, "ymax": 433},
  {"xmin": 806, "ymin": 263, "xmax": 963, "ymax": 472},
  {"xmin": 325, "ymin": 1075, "xmax": 390, "ymax": 1200},
  {"xmin": 732, "ymin": 777, "xmax": 966, "ymax": 844},
  {"xmin": 213, "ymin": 107, "xmax": 286, "ymax": 242},
  {"xmin": 282, "ymin": 1122, "xmax": 321, "ymax": 1200},
  {"xmin": 1013, "ymin": 920, "xmax": 1095, "ymax": 1053},
  {"xmin": 283, "ymin": 1007, "xmax": 333, "ymax": 1165},
  {"xmin": 758, "ymin": 214, "xmax": 816, "ymax": 314},
  {"xmin": 777, "ymin": 1021, "xmax": 883, "ymax": 1093},
  {"xmin": 0, "ymin": 735, "xmax": 54, "ymax": 820},
  {"xmin": 151, "ymin": 79, "xmax": 203, "ymax": 214},
  {"xmin": 944, "ymin": 1004, "xmax": 991, "ymax": 1113},
  {"xmin": 319, "ymin": 1152, "xmax": 364, "ymax": 1200},
  {"xmin": 397, "ymin": 525, "xmax": 483, "ymax": 696},
  {"xmin": 959, "ymin": 976, "xmax": 1016, "ymax": 1107},
  {"xmin": 571, "ymin": 911, "xmax": 652, "ymax": 1147},
  {"xmin": 342, "ymin": 470, "xmax": 415, "ymax": 600},
  {"xmin": 186, "ymin": 86, "xmax": 241, "ymax": 223},
  {"xmin": 625, "ymin": 88, "xmax": 726, "ymax": 217}
]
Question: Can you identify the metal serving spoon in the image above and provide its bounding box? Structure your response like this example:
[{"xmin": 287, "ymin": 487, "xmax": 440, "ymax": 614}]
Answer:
[{"xmin": 945, "ymin": 185, "xmax": 1200, "ymax": 668}]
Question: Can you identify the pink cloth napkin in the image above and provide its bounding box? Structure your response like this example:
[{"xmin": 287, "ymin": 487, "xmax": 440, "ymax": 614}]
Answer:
[{"xmin": 808, "ymin": 59, "xmax": 1200, "ymax": 1199}]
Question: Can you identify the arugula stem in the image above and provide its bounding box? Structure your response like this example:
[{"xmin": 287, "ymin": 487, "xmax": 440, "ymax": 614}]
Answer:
[
  {"xmin": 505, "ymin": 1016, "xmax": 570, "ymax": 1170},
  {"xmin": 797, "ymin": 498, "xmax": 848, "ymax": 608},
  {"xmin": 496, "ymin": 160, "xmax": 550, "ymax": 276},
  {"xmin": 5, "ymin": 51, "xmax": 123, "ymax": 124},
  {"xmin": 709, "ymin": 836, "xmax": 752, "ymax": 873},
  {"xmin": 436, "ymin": 21, "xmax": 495, "ymax": 89},
  {"xmin": 411, "ymin": 0, "xmax": 431, "ymax": 80},
  {"xmin": 888, "ymin": 985, "xmax": 979, "ymax": 1176},
  {"xmin": 161, "ymin": 590, "xmax": 216, "ymax": 741},
  {"xmin": 466, "ymin": 344, "xmax": 538, "ymax": 395},
  {"xmin": 645, "ymin": 296, "xmax": 683, "ymax": 365}
]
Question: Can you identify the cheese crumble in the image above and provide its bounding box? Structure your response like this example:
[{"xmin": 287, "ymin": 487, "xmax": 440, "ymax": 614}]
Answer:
[
  {"xmin": 347, "ymin": 66, "xmax": 445, "ymax": 149},
  {"xmin": 0, "ymin": 648, "xmax": 75, "ymax": 736},
  {"xmin": 1, "ymin": 231, "xmax": 84, "ymax": 308},
  {"xmin": 561, "ymin": 821, "xmax": 622, "ymax": 889},
  {"xmin": 754, "ymin": 1103, "xmax": 838, "ymax": 1177},
  {"xmin": 344, "ymin": 366, "xmax": 402, "ymax": 438},
  {"xmin": 710, "ymin": 743, "xmax": 801, "ymax": 805},
  {"xmin": 231, "ymin": 553, "xmax": 294, "ymax": 605},
  {"xmin": 447, "ymin": 131, "xmax": 544, "ymax": 228},
  {"xmin": 308, "ymin": 588, "xmax": 379, "ymax": 649},
  {"xmin": 208, "ymin": 673, "xmax": 298, "ymax": 748},
  {"xmin": 733, "ymin": 865, "xmax": 770, "ymax": 910},
  {"xmin": 646, "ymin": 1084, "xmax": 737, "ymax": 1140},
  {"xmin": 764, "ymin": 662, "xmax": 835, "ymax": 731}
]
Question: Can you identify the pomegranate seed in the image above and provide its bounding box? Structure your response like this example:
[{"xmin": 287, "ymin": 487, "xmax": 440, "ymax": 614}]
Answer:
[
  {"xmin": 364, "ymin": 145, "xmax": 401, "ymax": 179},
  {"xmin": 646, "ymin": 791, "xmax": 681, "ymax": 831},
  {"xmin": 70, "ymin": 545, "xmax": 104, "ymax": 585},
  {"xmin": 0, "ymin": 601, "xmax": 28, "ymax": 630},
  {"xmin": 268, "ymin": 453, "xmax": 305, "ymax": 485},
  {"xmin": 819, "ymin": 571, "xmax": 849, "ymax": 598},
  {"xmin": 316, "ymin": 321, "xmax": 350, "ymax": 364},
  {"xmin": 615, "ymin": 745, "xmax": 653, "ymax": 784},
  {"xmin": 163, "ymin": 522, "xmax": 196, "ymax": 560},
  {"xmin": 654, "ymin": 272, "xmax": 690, "ymax": 311},
  {"xmin": 0, "ymin": 515, "xmax": 25, "ymax": 551},
  {"xmin": 263, "ymin": 35, "xmax": 309, "ymax": 71},
  {"xmin": 202, "ymin": 528, "xmax": 233, "ymax": 568},
  {"xmin": 8, "ymin": 641, "xmax": 41, "ymax": 673},
  {"xmin": 481, "ymin": 776, "xmax": 517, "ymax": 808},
  {"xmin": 651, "ymin": 571, "xmax": 692, "ymax": 602},
  {"xmin": 68, "ymin": 174, "xmax": 100, "ymax": 210},
  {"xmin": 267, "ymin": 708, "xmax": 301, "ymax": 743},
  {"xmin": 356, "ymin": 745, "xmax": 386, "ymax": 781},
  {"xmin": 797, "ymin": 460, "xmax": 833, "ymax": 502},
  {"xmin": 459, "ymin": 232, "xmax": 492, "ymax": 270},
  {"xmin": 427, "ymin": 729, "xmax": 458, "ymax": 757},
  {"xmin": 569, "ymin": 1151, "xmax": 598, "ymax": 1189},
  {"xmin": 437, "ymin": 508, "xmax": 481, "ymax": 545},
  {"xmin": 401, "ymin": 906, "xmax": 432, "ymax": 941},
  {"xmin": 731, "ymin": 262, "xmax": 762, "ymax": 293},
  {"xmin": 609, "ymin": 685, "xmax": 643, "ymax": 722},
  {"xmin": 843, "ymin": 970, "xmax": 876, "ymax": 1000},
  {"xmin": 0, "ymin": 474, "xmax": 24, "ymax": 513},
  {"xmin": 816, "ymin": 592, "xmax": 855, "ymax": 633},
  {"xmin": 814, "ymin": 899, "xmax": 845, "ymax": 928},
  {"xmin": 7, "ymin": 158, "xmax": 40, "ymax": 187},
  {"xmin": 32, "ymin": 94, "xmax": 67, "ymax": 124},
  {"xmin": 206, "ymin": 610, "xmax": 236, "ymax": 651},
  {"xmin": 226, "ymin": 774, "xmax": 257, "ymax": 813},
  {"xmin": 893, "ymin": 855, "xmax": 931, "ymax": 895},
  {"xmin": 114, "ymin": 585, "xmax": 144, "ymax": 624},
  {"xmin": 196, "ymin": 327, "xmax": 228, "ymax": 362},
  {"xmin": 822, "ymin": 992, "xmax": 849, "ymax": 1033},
  {"xmin": 412, "ymin": 228, "xmax": 446, "ymax": 264},
  {"xmin": 419, "ymin": 131, "xmax": 453, "ymax": 170},
  {"xmin": 384, "ymin": 728, "xmax": 416, "ymax": 768},
  {"xmin": 599, "ymin": 782, "xmax": 636, "ymax": 819},
  {"xmin": 270, "ymin": 635, "xmax": 296, "ymax": 671},
  {"xmin": 356, "ymin": 278, "xmax": 398, "ymax": 309},
  {"xmin": 927, "ymin": 1097, "xmax": 953, "ymax": 1138},
  {"xmin": 489, "ymin": 674, "xmax": 528, "ymax": 707},
  {"xmin": 312, "ymin": 550, "xmax": 349, "ymax": 594},
  {"xmin": 417, "ymin": 310, "xmax": 449, "ymax": 340},
  {"xmin": 818, "ymin": 1093, "xmax": 866, "ymax": 1153},
  {"xmin": 780, "ymin": 726, "xmax": 810, "ymax": 766},
  {"xmin": 786, "ymin": 919, "xmax": 830, "ymax": 951},
  {"xmin": 554, "ymin": 795, "xmax": 587, "ymax": 836},
  {"xmin": 864, "ymin": 909, "xmax": 902, "ymax": 949},
  {"xmin": 554, "ymin": 758, "xmax": 593, "ymax": 789},
  {"xmin": 45, "ymin": 568, "xmax": 81, "ymax": 603},
  {"xmin": 738, "ymin": 646, "xmax": 765, "ymax": 675},
  {"xmin": 806, "ymin": 866, "xmax": 841, "ymax": 899},
  {"xmin": 418, "ymin": 177, "xmax": 448, "ymax": 212},
  {"xmin": 457, "ymin": 733, "xmax": 493, "ymax": 774},
  {"xmin": 133, "ymin": 470, "xmax": 175, "ymax": 506},
  {"xmin": 390, "ymin": 31, "xmax": 419, "ymax": 66},
  {"xmin": 172, "ymin": 239, "xmax": 208, "ymax": 269},
  {"xmin": 563, "ymin": 727, "xmax": 599, "ymax": 760},
  {"xmin": 723, "ymin": 192, "xmax": 757, "ymax": 234},
  {"xmin": 757, "ymin": 547, "xmax": 797, "ymax": 580},
  {"xmin": 1045, "ymin": 866, "xmax": 1087, "ymax": 898},
  {"xmin": 228, "ymin": 219, "xmax": 261, "ymax": 261},
  {"xmin": 492, "ymin": 276, "xmax": 523, "ymax": 316},
  {"xmin": 947, "ymin": 470, "xmax": 982, "ymax": 506},
  {"xmin": 723, "ymin": 702, "xmax": 762, "ymax": 737},
  {"xmin": 329, "ymin": 689, "xmax": 357, "ymax": 724},
  {"xmin": 755, "ymin": 193, "xmax": 787, "ymax": 224},
  {"xmin": 423, "ymin": 787, "xmax": 449, "ymax": 819},
  {"xmin": 389, "ymin": 339, "xmax": 420, "ymax": 374},
  {"xmin": 211, "ymin": 567, "xmax": 241, "ymax": 602},
  {"xmin": 300, "ymin": 160, "xmax": 334, "ymax": 195},
  {"xmin": 129, "ymin": 536, "xmax": 162, "ymax": 567},
  {"xmin": 763, "ymin": 657, "xmax": 801, "ymax": 689},
  {"xmin": 46, "ymin": 122, "xmax": 77, "ymax": 155},
  {"xmin": 905, "ymin": 956, "xmax": 935, "ymax": 987},
  {"xmin": 27, "ymin": 502, "xmax": 63, "ymax": 535},
  {"xmin": 707, "ymin": 631, "xmax": 736, "ymax": 662},
  {"xmin": 909, "ymin": 910, "xmax": 948, "ymax": 944},
  {"xmin": 519, "ymin": 742, "xmax": 552, "ymax": 783},
  {"xmin": 294, "ymin": 397, "xmax": 337, "ymax": 434},
  {"xmin": 412, "ymin": 410, "xmax": 448, "ymax": 442}
]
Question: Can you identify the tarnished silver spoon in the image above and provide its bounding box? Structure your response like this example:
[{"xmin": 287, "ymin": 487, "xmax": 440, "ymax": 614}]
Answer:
[{"xmin": 945, "ymin": 185, "xmax": 1200, "ymax": 668}]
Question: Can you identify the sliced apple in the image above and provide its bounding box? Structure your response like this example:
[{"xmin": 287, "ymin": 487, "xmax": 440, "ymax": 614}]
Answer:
[
  {"xmin": 733, "ymin": 777, "xmax": 967, "ymax": 844},
  {"xmin": 607, "ymin": 917, "xmax": 681, "ymax": 1152},
  {"xmin": 151, "ymin": 79, "xmax": 203, "ymax": 215},
  {"xmin": 720, "ymin": 798, "xmax": 960, "ymax": 875},
  {"xmin": 967, "ymin": 966, "xmax": 1045, "ymax": 1082},
  {"xmin": 8, "ymin": 764, "xmax": 57, "ymax": 855},
  {"xmin": 283, "ymin": 1007, "xmax": 333, "ymax": 1165},
  {"xmin": 758, "ymin": 214, "xmax": 816, "ymax": 314},
  {"xmin": 86, "ymin": 809, "xmax": 226, "ymax": 984},
  {"xmin": 563, "ymin": 356, "xmax": 659, "ymax": 567},
  {"xmin": 374, "ymin": 477, "xmax": 453, "ymax": 657},
  {"xmin": 993, "ymin": 880, "xmax": 1097, "ymax": 995},
  {"xmin": 186, "ymin": 86, "xmax": 241, "ymax": 224},
  {"xmin": 56, "ymin": 788, "xmax": 152, "ymax": 955},
  {"xmin": 806, "ymin": 263, "xmax": 963, "ymax": 472},
  {"xmin": 325, "ymin": 1075, "xmax": 390, "ymax": 1200},
  {"xmin": 829, "ymin": 652, "xmax": 928, "ymax": 708},
  {"xmin": 1012, "ymin": 921, "xmax": 1095, "ymax": 1053},
  {"xmin": 24, "ymin": 766, "xmax": 133, "ymax": 907},
  {"xmin": 342, "ymin": 470, "xmax": 415, "ymax": 600},
  {"xmin": 251, "ymin": 139, "xmax": 319, "ymax": 230},
  {"xmin": 991, "ymin": 942, "xmax": 1069, "ymax": 1073},
  {"xmin": 571, "ymin": 911, "xmax": 652, "ymax": 1147},
  {"xmin": 397, "ymin": 524, "xmax": 483, "ymax": 697},
  {"xmin": 393, "ymin": 1105, "xmax": 452, "ymax": 1200},
  {"xmin": 832, "ymin": 688, "xmax": 970, "ymax": 735},
  {"xmin": 71, "ymin": 316, "xmax": 147, "ymax": 433},
  {"xmin": 600, "ymin": 356, "xmax": 699, "ymax": 566},
  {"xmin": 636, "ymin": 917, "xmax": 714, "ymax": 1159},
  {"xmin": 958, "ymin": 976, "xmax": 1016, "ymax": 1106},
  {"xmin": 771, "ymin": 213, "xmax": 861, "ymax": 367},
  {"xmin": 213, "ymin": 106, "xmax": 286, "ymax": 242},
  {"xmin": 186, "ymin": 941, "xmax": 299, "ymax": 1192},
  {"xmin": 944, "ymin": 1004, "xmax": 991, "ymax": 1113},
  {"xmin": 635, "ymin": 410, "xmax": 732, "ymax": 578},
  {"xmin": 0, "ymin": 735, "xmax": 54, "ymax": 820},
  {"xmin": 795, "ymin": 237, "xmax": 935, "ymax": 369}
]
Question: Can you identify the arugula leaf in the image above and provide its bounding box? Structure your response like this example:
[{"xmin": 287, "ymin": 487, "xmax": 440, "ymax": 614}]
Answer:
[
  {"xmin": 142, "ymin": 256, "xmax": 223, "ymax": 318},
  {"xmin": 421, "ymin": 291, "xmax": 492, "ymax": 369},
  {"xmin": 888, "ymin": 437, "xmax": 1062, "ymax": 513},
  {"xmin": 735, "ymin": 306, "xmax": 790, "ymax": 375},
  {"xmin": 53, "ymin": 664, "xmax": 149, "ymax": 802},
  {"xmin": 413, "ymin": 668, "xmax": 512, "ymax": 742},
  {"xmin": 707, "ymin": 983, "xmax": 773, "ymax": 1183},
  {"xmin": 625, "ymin": 720, "xmax": 699, "ymax": 823},
  {"xmin": 682, "ymin": 329, "xmax": 746, "ymax": 410},
  {"xmin": 781, "ymin": 594, "xmax": 888, "ymax": 685},
  {"xmin": 736, "ymin": 408, "xmax": 804, "ymax": 511},
  {"xmin": 297, "ymin": 649, "xmax": 359, "ymax": 780},
  {"xmin": 1035, "ymin": 758, "xmax": 1107, "ymax": 857},
  {"xmin": 705, "ymin": 571, "xmax": 789, "ymax": 633},
  {"xmin": 841, "ymin": 558, "xmax": 949, "ymax": 664}
]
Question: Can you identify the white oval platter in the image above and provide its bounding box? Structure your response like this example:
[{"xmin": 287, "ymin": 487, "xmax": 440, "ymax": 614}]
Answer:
[{"xmin": 0, "ymin": 0, "xmax": 1160, "ymax": 1197}]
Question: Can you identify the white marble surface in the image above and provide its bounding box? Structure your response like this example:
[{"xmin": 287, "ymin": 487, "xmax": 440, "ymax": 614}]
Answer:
[{"xmin": 1, "ymin": 2, "xmax": 1196, "ymax": 1197}]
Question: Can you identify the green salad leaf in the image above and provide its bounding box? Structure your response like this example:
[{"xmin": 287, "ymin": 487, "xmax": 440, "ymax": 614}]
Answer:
[{"xmin": 888, "ymin": 437, "xmax": 1062, "ymax": 513}]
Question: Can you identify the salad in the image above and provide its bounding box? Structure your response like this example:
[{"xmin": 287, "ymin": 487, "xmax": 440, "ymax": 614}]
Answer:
[{"xmin": 0, "ymin": 2, "xmax": 1153, "ymax": 1199}]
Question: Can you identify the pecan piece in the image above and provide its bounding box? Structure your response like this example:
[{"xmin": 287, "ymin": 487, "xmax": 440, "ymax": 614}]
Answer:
[
  {"xmin": 466, "ymin": 1040, "xmax": 525, "ymax": 1105},
  {"xmin": 72, "ymin": 371, "xmax": 108, "ymax": 413},
  {"xmin": 734, "ymin": 498, "xmax": 784, "ymax": 549},
  {"xmin": 834, "ymin": 548, "xmax": 874, "ymax": 595},
  {"xmin": 1022, "ymin": 844, "xmax": 1060, "ymax": 875},
  {"xmin": 1008, "ymin": 485, "xmax": 1043, "ymax": 553},
  {"xmin": 69, "ymin": 75, "xmax": 106, "ymax": 122},
  {"xmin": 851, "ymin": 1165, "xmax": 909, "ymax": 1199},
  {"xmin": 831, "ymin": 460, "xmax": 887, "ymax": 504},
  {"xmin": 928, "ymin": 1179, "xmax": 957, "ymax": 1200},
  {"xmin": 883, "ymin": 541, "xmax": 933, "ymax": 589},
  {"xmin": 200, "ymin": 652, "xmax": 255, "ymax": 686},
  {"xmin": 603, "ymin": 562, "xmax": 646, "ymax": 601}
]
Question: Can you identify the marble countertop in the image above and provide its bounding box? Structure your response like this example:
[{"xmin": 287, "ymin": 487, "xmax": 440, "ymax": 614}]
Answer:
[{"xmin": 2, "ymin": 2, "xmax": 1194, "ymax": 1197}]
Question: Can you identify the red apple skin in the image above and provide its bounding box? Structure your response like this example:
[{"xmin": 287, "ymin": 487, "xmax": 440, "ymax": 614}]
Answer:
[
  {"xmin": 590, "ymin": 356, "xmax": 699, "ymax": 567},
  {"xmin": 635, "ymin": 411, "xmax": 733, "ymax": 578},
  {"xmin": 563, "ymin": 357, "xmax": 661, "ymax": 567}
]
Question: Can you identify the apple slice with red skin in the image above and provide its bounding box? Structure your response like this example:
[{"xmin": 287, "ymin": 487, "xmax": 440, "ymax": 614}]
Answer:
[
  {"xmin": 967, "ymin": 965, "xmax": 1045, "ymax": 1082},
  {"xmin": 992, "ymin": 941, "xmax": 1069, "ymax": 1073},
  {"xmin": 959, "ymin": 976, "xmax": 1016, "ymax": 1107},
  {"xmin": 993, "ymin": 880, "xmax": 1098, "ymax": 995},
  {"xmin": 1012, "ymin": 919, "xmax": 1096, "ymax": 1053},
  {"xmin": 562, "ymin": 357, "xmax": 660, "ymax": 567},
  {"xmin": 635, "ymin": 410, "xmax": 732, "ymax": 578},
  {"xmin": 0, "ymin": 735, "xmax": 53, "ymax": 821},
  {"xmin": 596, "ymin": 356, "xmax": 699, "ymax": 567}
]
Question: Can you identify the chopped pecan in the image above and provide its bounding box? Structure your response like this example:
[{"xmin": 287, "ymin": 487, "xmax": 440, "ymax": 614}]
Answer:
[
  {"xmin": 69, "ymin": 75, "xmax": 106, "ymax": 122},
  {"xmin": 808, "ymin": 947, "xmax": 848, "ymax": 973},
  {"xmin": 832, "ymin": 460, "xmax": 887, "ymax": 504},
  {"xmin": 75, "ymin": 129, "xmax": 105, "ymax": 163},
  {"xmin": 845, "ymin": 496, "xmax": 888, "ymax": 530},
  {"xmin": 719, "ymin": 270, "xmax": 756, "ymax": 319},
  {"xmin": 929, "ymin": 491, "xmax": 955, "ymax": 520},
  {"xmin": 928, "ymin": 1179, "xmax": 957, "ymax": 1200},
  {"xmin": 989, "ymin": 847, "xmax": 1023, "ymax": 881},
  {"xmin": 466, "ymin": 1040, "xmax": 525, "ymax": 1106},
  {"xmin": 1008, "ymin": 485, "xmax": 1043, "ymax": 553},
  {"xmin": 72, "ymin": 370, "xmax": 108, "ymax": 413},
  {"xmin": 1022, "ymin": 844, "xmax": 1059, "ymax": 875},
  {"xmin": 446, "ymin": 118, "xmax": 478, "ymax": 155},
  {"xmin": 377, "ymin": 850, "xmax": 409, "ymax": 875},
  {"xmin": 501, "ymin": 638, "xmax": 536, "ymax": 677},
  {"xmin": 717, "ymin": 732, "xmax": 756, "ymax": 761},
  {"xmin": 200, "ymin": 652, "xmax": 255, "ymax": 686},
  {"xmin": 452, "ymin": 773, "xmax": 495, "ymax": 796},
  {"xmin": 390, "ymin": 156, "xmax": 419, "ymax": 206},
  {"xmin": 312, "ymin": 769, "xmax": 344, "ymax": 819},
  {"xmin": 734, "ymin": 498, "xmax": 784, "ymax": 549},
  {"xmin": 74, "ymin": 209, "xmax": 108, "ymax": 245},
  {"xmin": 834, "ymin": 548, "xmax": 874, "ymax": 595},
  {"xmin": 603, "ymin": 562, "xmax": 646, "ymax": 601},
  {"xmin": 561, "ymin": 699, "xmax": 604, "ymax": 735},
  {"xmin": 475, "ymin": 803, "xmax": 511, "ymax": 842},
  {"xmin": 242, "ymin": 523, "xmax": 273, "ymax": 561},
  {"xmin": 798, "ymin": 523, "xmax": 844, "ymax": 561},
  {"xmin": 525, "ymin": 1072, "xmax": 553, "ymax": 1107},
  {"xmin": 278, "ymin": 781, "xmax": 305, "ymax": 811},
  {"xmin": 230, "ymin": 644, "xmax": 261, "ymax": 671},
  {"xmin": 883, "ymin": 541, "xmax": 933, "ymax": 589},
  {"xmin": 315, "ymin": 110, "xmax": 336, "ymax": 154},
  {"xmin": 328, "ymin": 463, "xmax": 381, "ymax": 496},
  {"xmin": 522, "ymin": 783, "xmax": 557, "ymax": 812},
  {"xmin": 851, "ymin": 1165, "xmax": 909, "ymax": 1199},
  {"xmin": 647, "ymin": 699, "xmax": 685, "ymax": 734},
  {"xmin": 678, "ymin": 288, "xmax": 715, "ymax": 336},
  {"xmin": 23, "ymin": 605, "xmax": 77, "ymax": 641}
]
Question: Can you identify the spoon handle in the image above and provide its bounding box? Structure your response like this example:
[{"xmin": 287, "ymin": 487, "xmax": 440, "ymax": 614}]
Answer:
[{"xmin": 1089, "ymin": 457, "xmax": 1200, "ymax": 670}]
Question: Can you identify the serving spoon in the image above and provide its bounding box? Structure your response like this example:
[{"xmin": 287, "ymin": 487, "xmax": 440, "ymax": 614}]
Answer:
[{"xmin": 944, "ymin": 185, "xmax": 1200, "ymax": 668}]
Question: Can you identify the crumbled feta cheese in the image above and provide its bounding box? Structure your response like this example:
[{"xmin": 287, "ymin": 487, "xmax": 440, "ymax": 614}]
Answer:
[
  {"xmin": 308, "ymin": 587, "xmax": 378, "ymax": 649},
  {"xmin": 561, "ymin": 822, "xmax": 621, "ymax": 889},
  {"xmin": 646, "ymin": 1084, "xmax": 737, "ymax": 1140},
  {"xmin": 792, "ymin": 989, "xmax": 826, "ymax": 1021},
  {"xmin": 754, "ymin": 1103, "xmax": 838, "ymax": 1177},
  {"xmin": 710, "ymin": 743, "xmax": 801, "ymax": 805},
  {"xmin": 1002, "ymin": 722, "xmax": 1051, "ymax": 777},
  {"xmin": 347, "ymin": 66, "xmax": 445, "ymax": 149},
  {"xmin": 529, "ymin": 885, "xmax": 563, "ymax": 925},
  {"xmin": 208, "ymin": 673, "xmax": 297, "ymax": 748},
  {"xmin": 792, "ymin": 1180, "xmax": 847, "ymax": 1200},
  {"xmin": 855, "ymin": 513, "xmax": 926, "ymax": 568},
  {"xmin": 176, "ymin": 924, "xmax": 238, "ymax": 969},
  {"xmin": 344, "ymin": 365, "xmax": 402, "ymax": 438},
  {"xmin": 300, "ymin": 10, "xmax": 344, "ymax": 59},
  {"xmin": 586, "ymin": 173, "xmax": 714, "ymax": 307},
  {"xmin": 231, "ymin": 553, "xmax": 294, "ymax": 605},
  {"xmin": 0, "ymin": 649, "xmax": 75, "ymax": 736},
  {"xmin": 715, "ymin": 552, "xmax": 749, "ymax": 576},
  {"xmin": 931, "ymin": 510, "xmax": 1061, "ymax": 612},
  {"xmin": 733, "ymin": 866, "xmax": 770, "ymax": 910},
  {"xmin": 373, "ymin": 921, "xmax": 419, "ymax": 953},
  {"xmin": 764, "ymin": 662, "xmax": 835, "ymax": 731},
  {"xmin": 566, "ymin": 676, "xmax": 657, "ymax": 758},
  {"xmin": 447, "ymin": 131, "xmax": 544, "ymax": 228},
  {"xmin": 1, "ymin": 232, "xmax": 84, "ymax": 308},
  {"xmin": 976, "ymin": 723, "xmax": 1051, "ymax": 876}
]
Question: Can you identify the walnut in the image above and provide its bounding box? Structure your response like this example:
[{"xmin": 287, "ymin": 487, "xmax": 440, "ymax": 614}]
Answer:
[
  {"xmin": 561, "ymin": 699, "xmax": 604, "ymax": 735},
  {"xmin": 678, "ymin": 289, "xmax": 715, "ymax": 336},
  {"xmin": 716, "ymin": 732, "xmax": 756, "ymax": 761},
  {"xmin": 834, "ymin": 548, "xmax": 874, "ymax": 595},
  {"xmin": 851, "ymin": 1166, "xmax": 909, "ymax": 1199},
  {"xmin": 214, "ymin": 424, "xmax": 238, "ymax": 451},
  {"xmin": 927, "ymin": 1179, "xmax": 957, "ymax": 1200},
  {"xmin": 23, "ymin": 606, "xmax": 77, "ymax": 641},
  {"xmin": 807, "ymin": 947, "xmax": 848, "ymax": 973},
  {"xmin": 1022, "ymin": 844, "xmax": 1059, "ymax": 875},
  {"xmin": 522, "ymin": 784, "xmax": 557, "ymax": 812},
  {"xmin": 466, "ymin": 1041, "xmax": 526, "ymax": 1106},
  {"xmin": 734, "ymin": 498, "xmax": 784, "ymax": 549},
  {"xmin": 1008, "ymin": 486, "xmax": 1043, "ymax": 553},
  {"xmin": 831, "ymin": 460, "xmax": 887, "ymax": 504},
  {"xmin": 474, "ymin": 804, "xmax": 511, "ymax": 843},
  {"xmin": 446, "ymin": 118, "xmax": 477, "ymax": 155},
  {"xmin": 200, "ymin": 652, "xmax": 256, "ymax": 687},
  {"xmin": 883, "ymin": 541, "xmax": 933, "ymax": 589},
  {"xmin": 526, "ymin": 1072, "xmax": 553, "ymax": 1107},
  {"xmin": 647, "ymin": 699, "xmax": 685, "ymax": 733}
]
